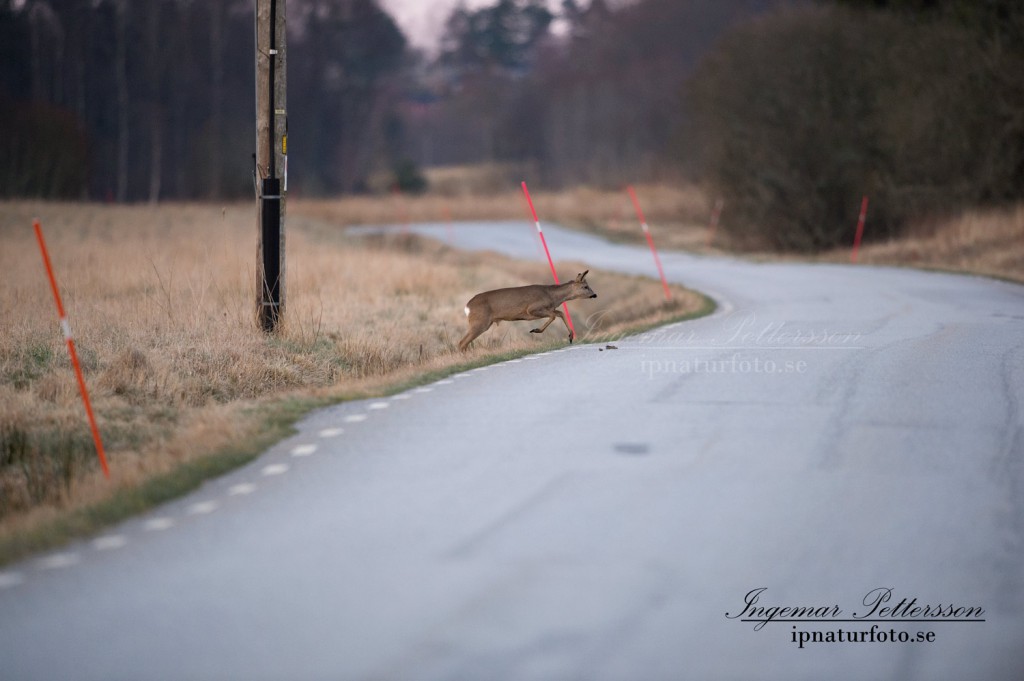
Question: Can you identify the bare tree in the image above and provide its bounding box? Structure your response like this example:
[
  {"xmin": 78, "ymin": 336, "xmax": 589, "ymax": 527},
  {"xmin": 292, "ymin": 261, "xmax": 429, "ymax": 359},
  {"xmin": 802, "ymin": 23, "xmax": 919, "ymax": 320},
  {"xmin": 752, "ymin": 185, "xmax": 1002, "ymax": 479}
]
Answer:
[
  {"xmin": 208, "ymin": 0, "xmax": 224, "ymax": 198},
  {"xmin": 113, "ymin": 0, "xmax": 129, "ymax": 202},
  {"xmin": 27, "ymin": 0, "xmax": 63, "ymax": 104},
  {"xmin": 146, "ymin": 1, "xmax": 163, "ymax": 203}
]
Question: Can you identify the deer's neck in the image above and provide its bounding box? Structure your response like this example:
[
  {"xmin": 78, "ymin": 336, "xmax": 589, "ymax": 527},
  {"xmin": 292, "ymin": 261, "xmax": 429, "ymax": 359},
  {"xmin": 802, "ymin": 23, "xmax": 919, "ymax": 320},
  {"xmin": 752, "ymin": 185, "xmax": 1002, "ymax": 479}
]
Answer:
[{"xmin": 552, "ymin": 281, "xmax": 576, "ymax": 302}]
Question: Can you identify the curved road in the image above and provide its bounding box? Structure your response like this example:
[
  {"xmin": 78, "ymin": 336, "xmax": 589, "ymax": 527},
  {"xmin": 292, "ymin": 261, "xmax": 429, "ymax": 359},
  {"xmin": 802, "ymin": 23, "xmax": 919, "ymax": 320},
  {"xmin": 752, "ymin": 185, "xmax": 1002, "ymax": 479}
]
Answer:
[{"xmin": 1, "ymin": 222, "xmax": 1022, "ymax": 680}]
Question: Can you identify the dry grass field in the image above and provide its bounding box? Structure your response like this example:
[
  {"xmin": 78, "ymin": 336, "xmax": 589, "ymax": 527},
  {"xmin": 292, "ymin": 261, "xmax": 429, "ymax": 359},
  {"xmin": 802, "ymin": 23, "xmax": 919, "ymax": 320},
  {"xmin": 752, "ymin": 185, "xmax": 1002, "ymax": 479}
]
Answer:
[
  {"xmin": 0, "ymin": 199, "xmax": 707, "ymax": 563},
  {"xmin": 294, "ymin": 179, "xmax": 711, "ymax": 235}
]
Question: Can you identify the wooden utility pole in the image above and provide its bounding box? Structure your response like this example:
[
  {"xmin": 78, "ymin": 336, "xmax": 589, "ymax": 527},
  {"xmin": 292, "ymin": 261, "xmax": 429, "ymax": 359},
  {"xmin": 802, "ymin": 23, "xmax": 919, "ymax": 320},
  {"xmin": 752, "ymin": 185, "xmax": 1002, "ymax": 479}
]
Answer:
[{"xmin": 255, "ymin": 0, "xmax": 287, "ymax": 332}]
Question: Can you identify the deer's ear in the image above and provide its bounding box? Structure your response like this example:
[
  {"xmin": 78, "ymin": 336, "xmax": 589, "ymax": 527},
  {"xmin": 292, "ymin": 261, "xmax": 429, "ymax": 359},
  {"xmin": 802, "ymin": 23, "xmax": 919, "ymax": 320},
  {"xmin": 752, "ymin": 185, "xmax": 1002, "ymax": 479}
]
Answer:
[{"xmin": 577, "ymin": 270, "xmax": 589, "ymax": 282}]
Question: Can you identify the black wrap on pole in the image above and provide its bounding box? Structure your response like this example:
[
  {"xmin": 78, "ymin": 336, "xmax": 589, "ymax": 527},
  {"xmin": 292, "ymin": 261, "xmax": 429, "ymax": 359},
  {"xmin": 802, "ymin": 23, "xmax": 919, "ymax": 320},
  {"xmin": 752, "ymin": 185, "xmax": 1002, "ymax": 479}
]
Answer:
[{"xmin": 260, "ymin": 177, "xmax": 281, "ymax": 332}]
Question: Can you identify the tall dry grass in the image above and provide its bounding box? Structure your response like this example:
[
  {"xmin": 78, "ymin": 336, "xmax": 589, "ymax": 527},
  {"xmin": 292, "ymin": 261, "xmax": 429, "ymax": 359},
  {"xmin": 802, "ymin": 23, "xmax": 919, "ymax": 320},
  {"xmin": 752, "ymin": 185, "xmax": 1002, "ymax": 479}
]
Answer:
[
  {"xmin": 830, "ymin": 204, "xmax": 1024, "ymax": 283},
  {"xmin": 0, "ymin": 200, "xmax": 704, "ymax": 556},
  {"xmin": 292, "ymin": 181, "xmax": 713, "ymax": 234}
]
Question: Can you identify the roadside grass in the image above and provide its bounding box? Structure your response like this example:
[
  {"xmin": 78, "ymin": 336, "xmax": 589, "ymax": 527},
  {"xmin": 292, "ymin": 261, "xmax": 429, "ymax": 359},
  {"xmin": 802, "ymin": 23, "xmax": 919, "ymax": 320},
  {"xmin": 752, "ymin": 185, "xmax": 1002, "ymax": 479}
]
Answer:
[
  {"xmin": 819, "ymin": 204, "xmax": 1024, "ymax": 283},
  {"xmin": 361, "ymin": 176, "xmax": 1021, "ymax": 284},
  {"xmin": 292, "ymin": 181, "xmax": 711, "ymax": 235},
  {"xmin": 296, "ymin": 173, "xmax": 1024, "ymax": 284},
  {"xmin": 0, "ymin": 200, "xmax": 708, "ymax": 565}
]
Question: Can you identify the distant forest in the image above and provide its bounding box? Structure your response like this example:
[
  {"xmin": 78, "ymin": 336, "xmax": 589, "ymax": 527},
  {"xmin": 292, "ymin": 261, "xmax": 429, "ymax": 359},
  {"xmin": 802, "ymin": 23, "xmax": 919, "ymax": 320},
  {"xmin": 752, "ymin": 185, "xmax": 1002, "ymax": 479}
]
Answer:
[
  {"xmin": 2, "ymin": 0, "xmax": 1022, "ymax": 249},
  {"xmin": 1, "ymin": 0, "xmax": 771, "ymax": 201}
]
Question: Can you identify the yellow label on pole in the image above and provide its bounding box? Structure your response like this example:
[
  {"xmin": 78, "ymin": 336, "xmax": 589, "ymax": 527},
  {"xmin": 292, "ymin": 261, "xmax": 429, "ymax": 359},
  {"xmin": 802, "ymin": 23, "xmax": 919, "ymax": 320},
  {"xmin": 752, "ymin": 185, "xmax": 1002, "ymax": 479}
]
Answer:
[{"xmin": 282, "ymin": 135, "xmax": 287, "ymax": 154}]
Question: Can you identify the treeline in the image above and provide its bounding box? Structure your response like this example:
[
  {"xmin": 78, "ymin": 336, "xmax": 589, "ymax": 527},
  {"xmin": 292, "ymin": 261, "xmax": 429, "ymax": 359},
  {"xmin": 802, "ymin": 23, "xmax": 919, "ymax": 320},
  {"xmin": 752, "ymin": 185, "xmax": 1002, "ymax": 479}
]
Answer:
[
  {"xmin": 0, "ymin": 0, "xmax": 406, "ymax": 201},
  {"xmin": 1, "ymin": 0, "xmax": 254, "ymax": 201},
  {"xmin": 3, "ymin": 0, "xmax": 1023, "ymax": 251},
  {"xmin": 0, "ymin": 0, "xmax": 790, "ymax": 201}
]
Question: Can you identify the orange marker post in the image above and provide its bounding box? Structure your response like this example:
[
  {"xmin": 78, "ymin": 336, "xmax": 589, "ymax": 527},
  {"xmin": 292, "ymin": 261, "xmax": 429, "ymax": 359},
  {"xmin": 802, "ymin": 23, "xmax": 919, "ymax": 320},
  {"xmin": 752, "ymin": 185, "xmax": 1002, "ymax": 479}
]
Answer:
[
  {"xmin": 707, "ymin": 198, "xmax": 724, "ymax": 248},
  {"xmin": 521, "ymin": 182, "xmax": 576, "ymax": 339},
  {"xmin": 626, "ymin": 185, "xmax": 671, "ymax": 301},
  {"xmin": 851, "ymin": 196, "xmax": 869, "ymax": 263},
  {"xmin": 34, "ymin": 219, "xmax": 110, "ymax": 478}
]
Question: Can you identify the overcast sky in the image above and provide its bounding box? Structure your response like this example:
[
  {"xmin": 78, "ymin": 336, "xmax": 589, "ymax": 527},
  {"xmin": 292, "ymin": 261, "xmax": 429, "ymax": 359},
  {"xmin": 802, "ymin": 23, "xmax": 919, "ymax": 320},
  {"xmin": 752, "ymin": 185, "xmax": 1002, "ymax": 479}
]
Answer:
[{"xmin": 378, "ymin": 0, "xmax": 562, "ymax": 53}]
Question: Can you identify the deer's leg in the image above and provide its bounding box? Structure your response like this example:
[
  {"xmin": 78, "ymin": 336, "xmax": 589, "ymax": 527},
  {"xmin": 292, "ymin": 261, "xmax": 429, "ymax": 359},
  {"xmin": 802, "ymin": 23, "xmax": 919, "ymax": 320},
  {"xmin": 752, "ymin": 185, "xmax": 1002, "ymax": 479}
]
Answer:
[
  {"xmin": 459, "ymin": 323, "xmax": 490, "ymax": 352},
  {"xmin": 556, "ymin": 308, "xmax": 575, "ymax": 343},
  {"xmin": 530, "ymin": 309, "xmax": 558, "ymax": 334},
  {"xmin": 532, "ymin": 308, "xmax": 572, "ymax": 343},
  {"xmin": 459, "ymin": 314, "xmax": 492, "ymax": 352}
]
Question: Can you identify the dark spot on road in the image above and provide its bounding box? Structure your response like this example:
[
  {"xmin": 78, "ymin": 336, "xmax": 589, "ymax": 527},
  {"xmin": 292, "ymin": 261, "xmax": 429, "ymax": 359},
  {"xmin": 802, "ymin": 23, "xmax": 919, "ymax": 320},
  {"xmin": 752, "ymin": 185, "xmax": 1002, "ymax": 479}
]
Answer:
[{"xmin": 614, "ymin": 443, "xmax": 650, "ymax": 456}]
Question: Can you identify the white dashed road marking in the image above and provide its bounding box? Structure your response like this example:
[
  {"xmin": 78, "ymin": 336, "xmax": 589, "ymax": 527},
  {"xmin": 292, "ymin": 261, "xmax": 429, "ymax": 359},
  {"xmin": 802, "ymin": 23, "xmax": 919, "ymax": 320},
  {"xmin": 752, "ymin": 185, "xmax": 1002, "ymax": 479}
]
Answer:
[
  {"xmin": 368, "ymin": 402, "xmax": 390, "ymax": 410},
  {"xmin": 92, "ymin": 535, "xmax": 128, "ymax": 551},
  {"xmin": 144, "ymin": 517, "xmax": 175, "ymax": 532},
  {"xmin": 262, "ymin": 463, "xmax": 289, "ymax": 476},
  {"xmin": 435, "ymin": 379, "xmax": 454, "ymax": 385},
  {"xmin": 391, "ymin": 394, "xmax": 411, "ymax": 401},
  {"xmin": 291, "ymin": 444, "xmax": 318, "ymax": 457},
  {"xmin": 414, "ymin": 387, "xmax": 433, "ymax": 394},
  {"xmin": 318, "ymin": 427, "xmax": 344, "ymax": 438},
  {"xmin": 343, "ymin": 414, "xmax": 368, "ymax": 423},
  {"xmin": 37, "ymin": 553, "xmax": 80, "ymax": 570},
  {"xmin": 187, "ymin": 501, "xmax": 219, "ymax": 516},
  {"xmin": 228, "ymin": 483, "xmax": 257, "ymax": 496}
]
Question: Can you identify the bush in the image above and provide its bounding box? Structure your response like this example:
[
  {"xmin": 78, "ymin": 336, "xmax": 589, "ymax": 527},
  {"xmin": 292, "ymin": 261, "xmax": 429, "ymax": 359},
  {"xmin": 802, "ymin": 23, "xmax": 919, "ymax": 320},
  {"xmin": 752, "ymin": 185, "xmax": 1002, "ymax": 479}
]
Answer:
[
  {"xmin": 686, "ymin": 5, "xmax": 1020, "ymax": 251},
  {"xmin": 393, "ymin": 158, "xmax": 428, "ymax": 194}
]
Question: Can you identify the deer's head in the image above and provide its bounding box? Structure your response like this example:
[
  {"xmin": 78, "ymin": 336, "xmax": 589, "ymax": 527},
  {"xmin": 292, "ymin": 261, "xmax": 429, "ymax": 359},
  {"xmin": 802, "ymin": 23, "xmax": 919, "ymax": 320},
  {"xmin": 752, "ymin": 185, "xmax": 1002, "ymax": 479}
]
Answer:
[{"xmin": 573, "ymin": 271, "xmax": 597, "ymax": 299}]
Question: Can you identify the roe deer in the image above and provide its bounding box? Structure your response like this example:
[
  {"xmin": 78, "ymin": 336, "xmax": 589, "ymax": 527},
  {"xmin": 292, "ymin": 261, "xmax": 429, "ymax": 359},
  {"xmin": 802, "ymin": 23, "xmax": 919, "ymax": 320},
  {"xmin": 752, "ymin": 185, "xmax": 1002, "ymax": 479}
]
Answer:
[{"xmin": 458, "ymin": 271, "xmax": 597, "ymax": 351}]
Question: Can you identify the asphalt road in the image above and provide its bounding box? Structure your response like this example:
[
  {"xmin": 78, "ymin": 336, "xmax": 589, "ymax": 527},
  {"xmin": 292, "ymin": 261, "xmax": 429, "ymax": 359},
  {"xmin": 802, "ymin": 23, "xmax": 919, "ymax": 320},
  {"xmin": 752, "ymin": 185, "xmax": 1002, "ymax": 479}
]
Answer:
[{"xmin": 1, "ymin": 221, "xmax": 1022, "ymax": 680}]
